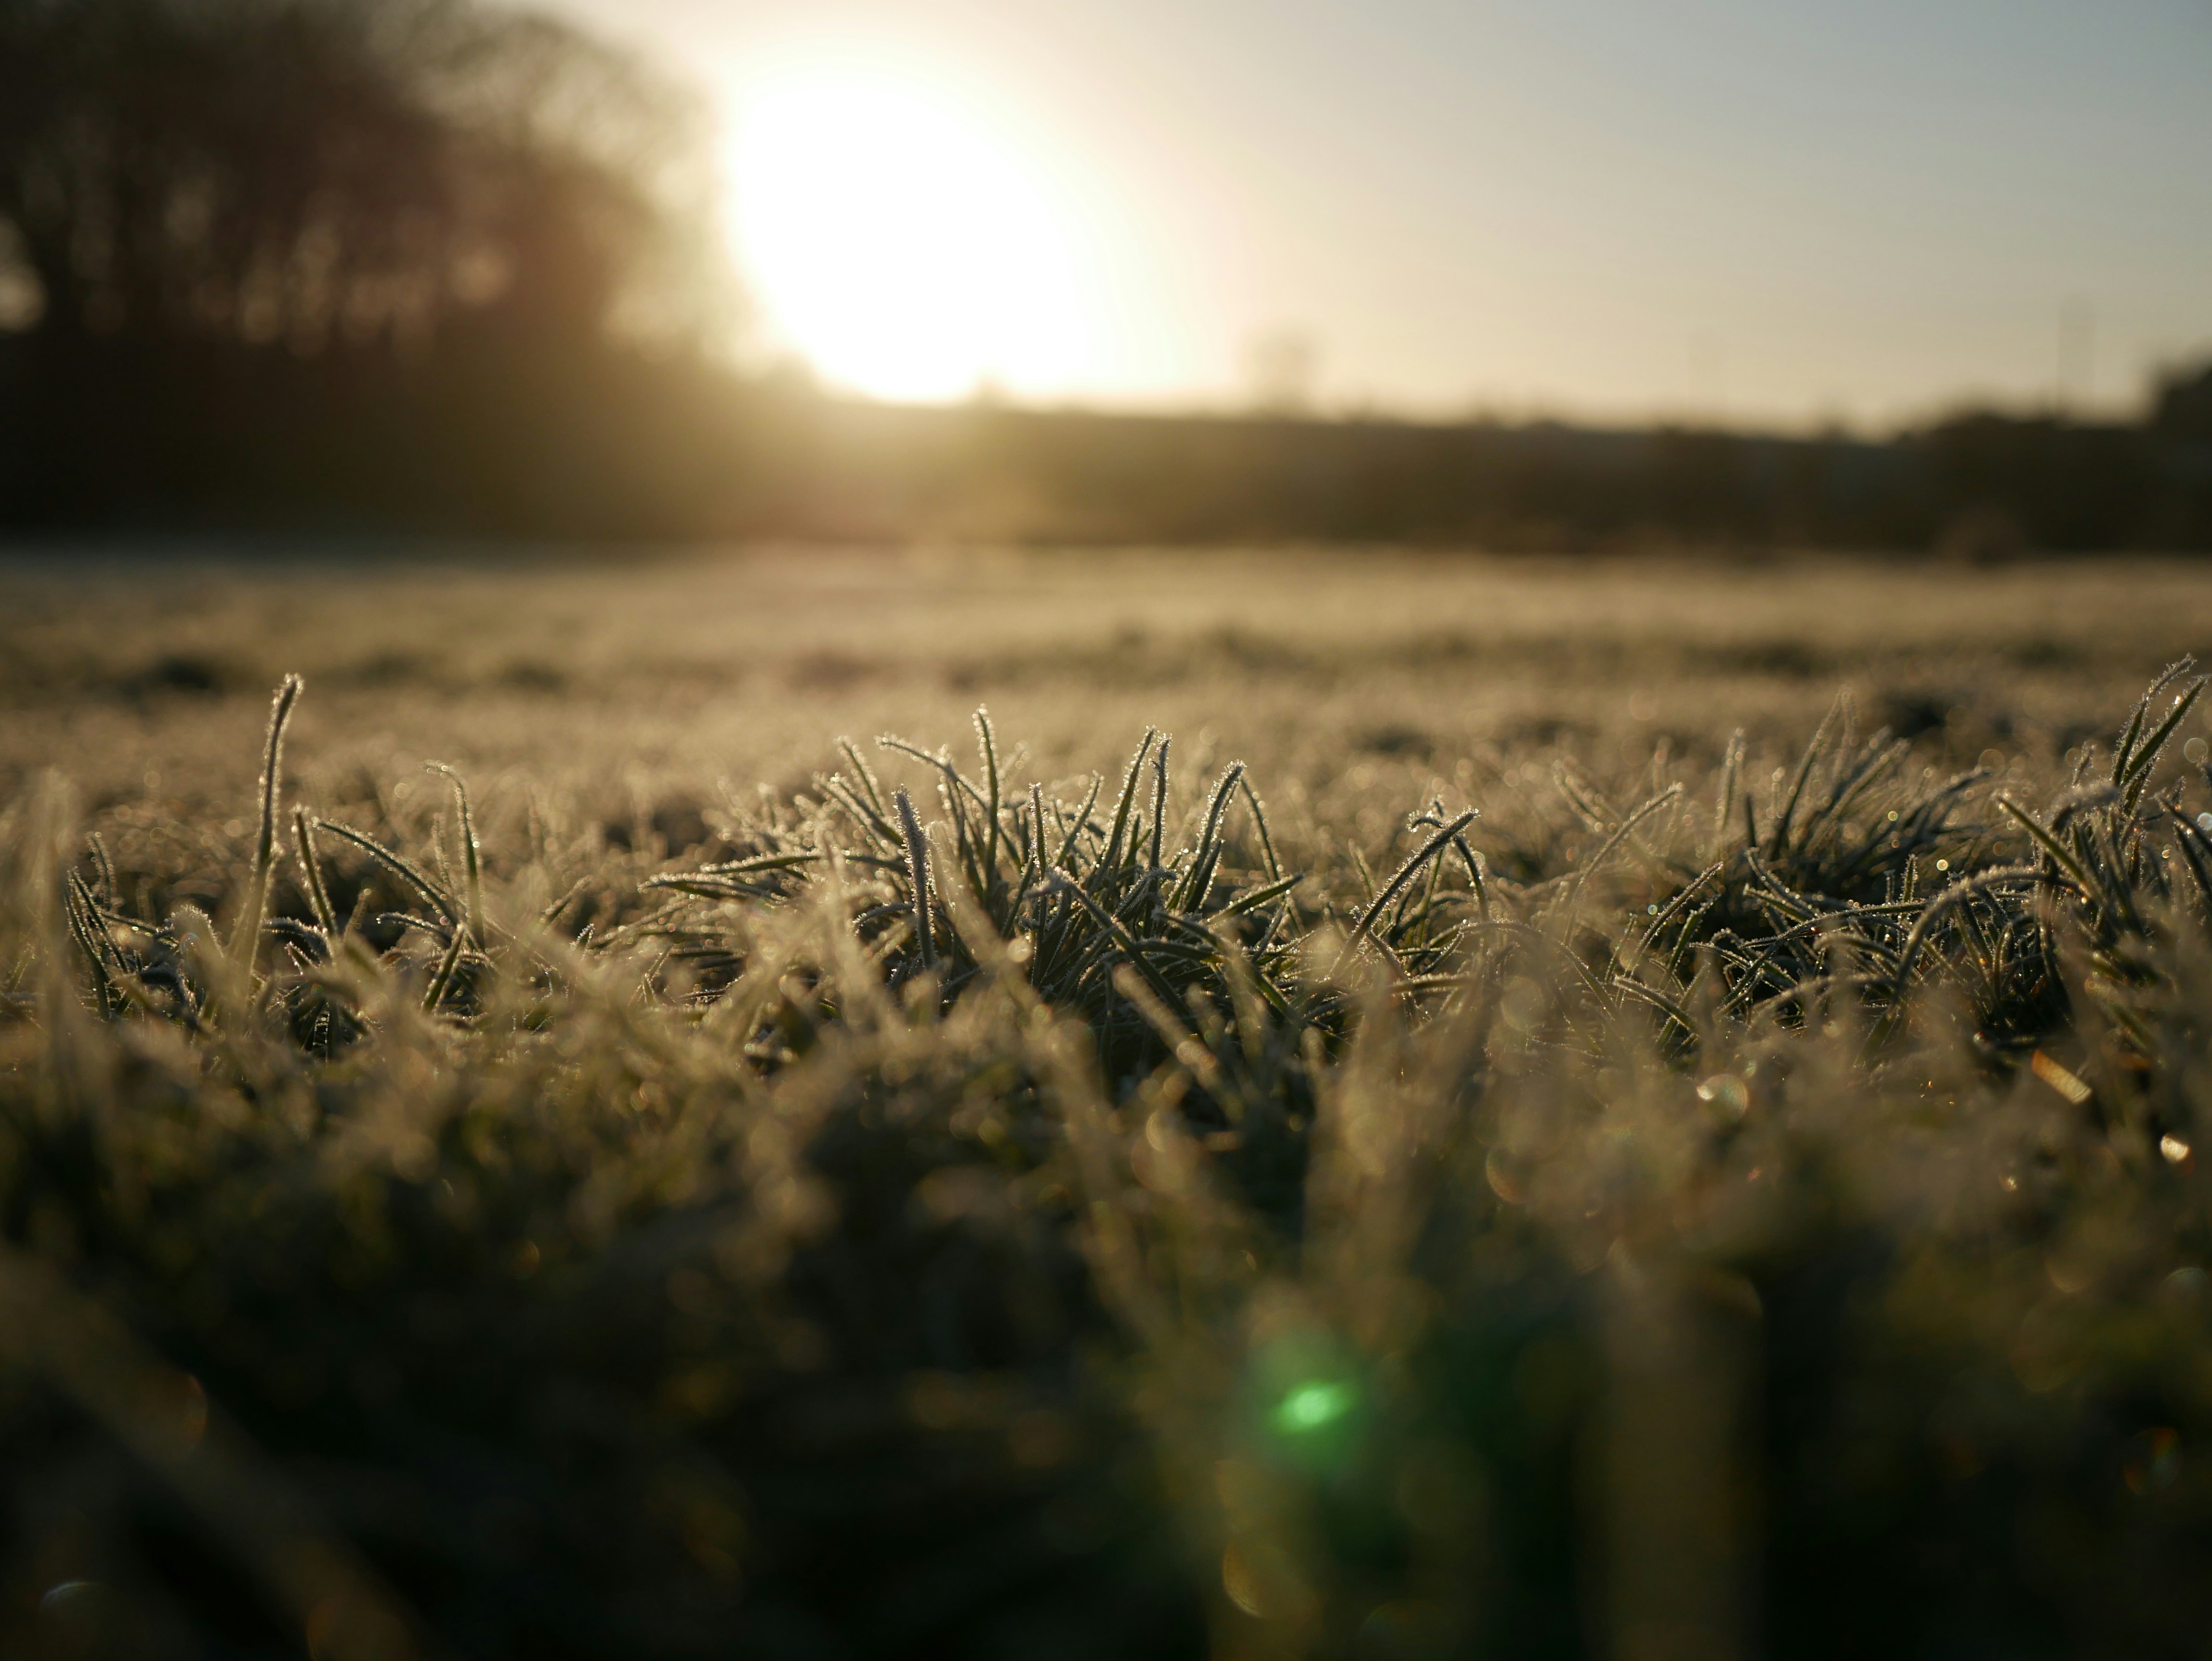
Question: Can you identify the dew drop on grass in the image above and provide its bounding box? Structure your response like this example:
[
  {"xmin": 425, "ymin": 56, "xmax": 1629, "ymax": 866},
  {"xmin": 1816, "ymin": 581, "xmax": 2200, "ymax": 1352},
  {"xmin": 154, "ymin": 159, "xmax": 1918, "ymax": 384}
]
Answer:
[
  {"xmin": 1220, "ymin": 1541, "xmax": 1269, "ymax": 1618},
  {"xmin": 1484, "ymin": 1147, "xmax": 1526, "ymax": 1204},
  {"xmin": 1697, "ymin": 1073, "xmax": 1750, "ymax": 1121},
  {"xmin": 2123, "ymin": 1427, "xmax": 2183, "ymax": 1496},
  {"xmin": 40, "ymin": 1581, "xmax": 101, "ymax": 1614}
]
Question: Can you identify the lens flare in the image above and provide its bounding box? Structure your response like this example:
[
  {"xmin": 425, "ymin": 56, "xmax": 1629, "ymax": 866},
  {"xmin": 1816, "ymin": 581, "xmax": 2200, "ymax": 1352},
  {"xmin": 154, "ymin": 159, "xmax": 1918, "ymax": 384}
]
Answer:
[{"xmin": 1272, "ymin": 1379, "xmax": 1356, "ymax": 1436}]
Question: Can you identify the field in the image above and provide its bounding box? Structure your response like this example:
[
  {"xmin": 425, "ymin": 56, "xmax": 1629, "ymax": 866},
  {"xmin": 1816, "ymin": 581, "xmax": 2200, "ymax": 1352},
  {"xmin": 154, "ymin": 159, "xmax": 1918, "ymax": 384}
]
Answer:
[{"xmin": 9, "ymin": 545, "xmax": 2212, "ymax": 1660}]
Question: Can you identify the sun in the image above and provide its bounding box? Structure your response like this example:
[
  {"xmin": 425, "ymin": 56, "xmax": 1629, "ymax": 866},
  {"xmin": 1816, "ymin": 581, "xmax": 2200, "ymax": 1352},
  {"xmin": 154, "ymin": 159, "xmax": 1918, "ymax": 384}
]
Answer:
[{"xmin": 724, "ymin": 65, "xmax": 1096, "ymax": 403}]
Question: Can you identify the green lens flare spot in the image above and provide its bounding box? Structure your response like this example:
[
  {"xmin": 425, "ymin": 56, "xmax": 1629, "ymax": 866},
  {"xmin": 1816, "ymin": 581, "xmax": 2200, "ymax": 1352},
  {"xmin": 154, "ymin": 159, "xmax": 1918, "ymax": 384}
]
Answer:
[{"xmin": 1272, "ymin": 1380, "xmax": 1356, "ymax": 1435}]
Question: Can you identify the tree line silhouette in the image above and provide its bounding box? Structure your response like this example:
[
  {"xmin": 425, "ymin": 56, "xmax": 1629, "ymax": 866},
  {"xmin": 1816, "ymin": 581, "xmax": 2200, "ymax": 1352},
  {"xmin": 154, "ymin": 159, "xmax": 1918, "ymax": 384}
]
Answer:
[
  {"xmin": 1, "ymin": 0, "xmax": 2208, "ymax": 551},
  {"xmin": 0, "ymin": 0, "xmax": 731, "ymax": 534}
]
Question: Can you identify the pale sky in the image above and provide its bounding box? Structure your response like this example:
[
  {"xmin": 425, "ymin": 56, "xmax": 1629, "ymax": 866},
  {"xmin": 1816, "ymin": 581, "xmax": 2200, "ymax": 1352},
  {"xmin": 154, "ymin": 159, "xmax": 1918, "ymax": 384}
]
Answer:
[{"xmin": 553, "ymin": 0, "xmax": 2212, "ymax": 428}]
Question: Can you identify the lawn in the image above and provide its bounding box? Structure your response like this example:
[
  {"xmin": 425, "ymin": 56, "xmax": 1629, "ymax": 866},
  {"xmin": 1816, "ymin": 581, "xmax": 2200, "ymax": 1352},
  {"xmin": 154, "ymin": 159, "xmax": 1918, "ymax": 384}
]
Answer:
[{"xmin": 7, "ymin": 545, "xmax": 2212, "ymax": 1660}]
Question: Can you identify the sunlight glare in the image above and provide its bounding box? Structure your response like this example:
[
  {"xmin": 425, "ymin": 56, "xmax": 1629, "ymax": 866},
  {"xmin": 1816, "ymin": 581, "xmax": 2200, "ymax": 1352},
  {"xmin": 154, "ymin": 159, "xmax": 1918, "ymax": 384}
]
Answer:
[{"xmin": 726, "ymin": 66, "xmax": 1096, "ymax": 402}]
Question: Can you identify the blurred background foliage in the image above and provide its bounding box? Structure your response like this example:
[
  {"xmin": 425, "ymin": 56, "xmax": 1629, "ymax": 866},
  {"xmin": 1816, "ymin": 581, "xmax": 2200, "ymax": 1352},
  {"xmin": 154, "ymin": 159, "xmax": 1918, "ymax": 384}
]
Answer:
[
  {"xmin": 0, "ymin": 0, "xmax": 2209, "ymax": 550},
  {"xmin": 0, "ymin": 0, "xmax": 733, "ymax": 535}
]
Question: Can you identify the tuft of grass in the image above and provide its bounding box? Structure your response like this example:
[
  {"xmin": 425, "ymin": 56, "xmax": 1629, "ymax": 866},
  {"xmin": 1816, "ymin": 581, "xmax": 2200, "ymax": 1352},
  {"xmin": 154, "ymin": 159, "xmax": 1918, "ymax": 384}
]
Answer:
[{"xmin": 13, "ymin": 664, "xmax": 2212, "ymax": 1655}]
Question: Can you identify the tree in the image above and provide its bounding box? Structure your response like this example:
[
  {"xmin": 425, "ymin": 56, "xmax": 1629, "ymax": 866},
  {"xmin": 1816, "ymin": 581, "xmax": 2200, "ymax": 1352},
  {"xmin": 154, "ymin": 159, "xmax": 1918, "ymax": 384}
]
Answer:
[
  {"xmin": 2155, "ymin": 360, "xmax": 2212, "ymax": 443},
  {"xmin": 0, "ymin": 0, "xmax": 721, "ymax": 356},
  {"xmin": 0, "ymin": 0, "xmax": 737, "ymax": 530}
]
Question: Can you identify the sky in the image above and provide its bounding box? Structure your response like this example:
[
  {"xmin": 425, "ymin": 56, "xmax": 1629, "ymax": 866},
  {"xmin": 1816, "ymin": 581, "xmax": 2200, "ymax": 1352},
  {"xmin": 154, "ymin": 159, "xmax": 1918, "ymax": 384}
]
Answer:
[{"xmin": 551, "ymin": 0, "xmax": 2212, "ymax": 428}]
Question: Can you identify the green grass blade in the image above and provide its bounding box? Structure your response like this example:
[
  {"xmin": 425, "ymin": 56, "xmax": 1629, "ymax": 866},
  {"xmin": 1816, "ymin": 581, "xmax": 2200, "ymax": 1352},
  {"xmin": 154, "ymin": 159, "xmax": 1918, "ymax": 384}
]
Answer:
[{"xmin": 230, "ymin": 675, "xmax": 302, "ymax": 984}]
